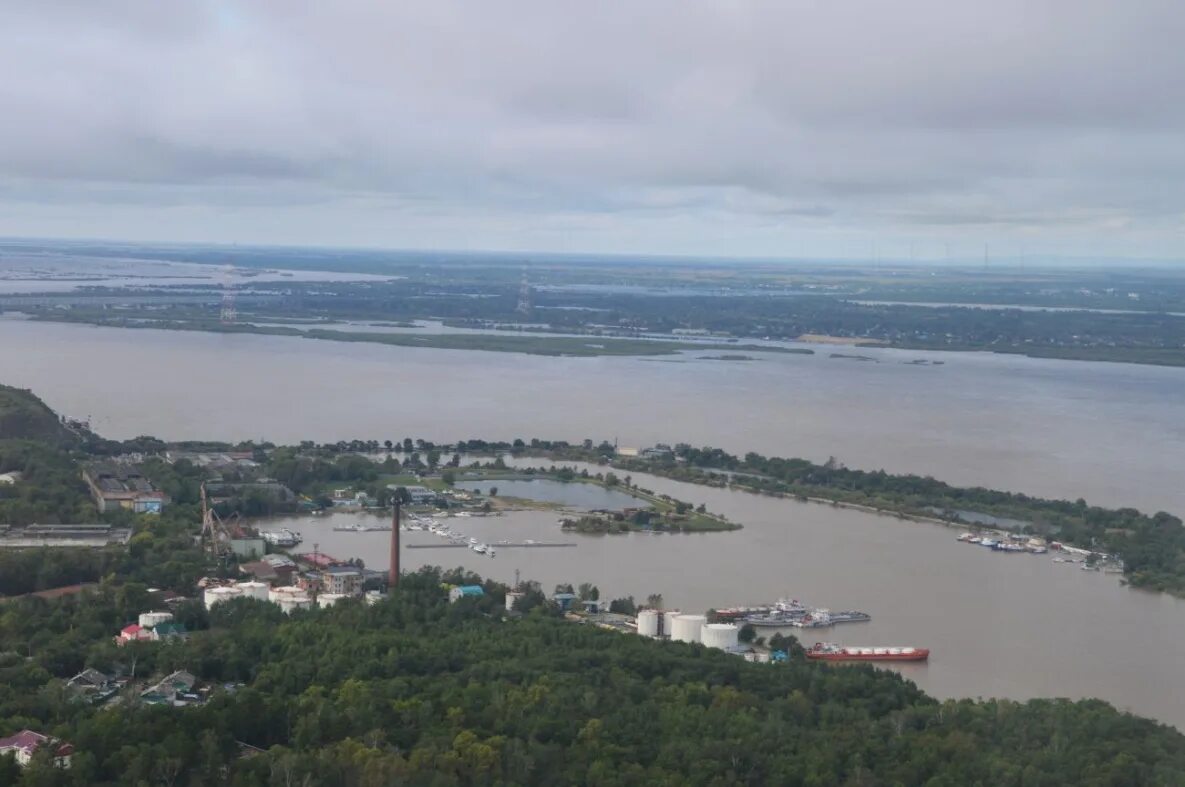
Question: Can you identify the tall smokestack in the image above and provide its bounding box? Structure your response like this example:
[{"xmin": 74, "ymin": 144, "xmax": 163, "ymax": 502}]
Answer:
[{"xmin": 389, "ymin": 499, "xmax": 401, "ymax": 588}]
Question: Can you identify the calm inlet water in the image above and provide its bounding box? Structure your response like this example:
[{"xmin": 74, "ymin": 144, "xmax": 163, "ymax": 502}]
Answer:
[{"xmin": 5, "ymin": 320, "xmax": 1185, "ymax": 728}]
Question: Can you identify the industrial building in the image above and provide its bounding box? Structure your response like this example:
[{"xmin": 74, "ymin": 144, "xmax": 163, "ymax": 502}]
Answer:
[
  {"xmin": 82, "ymin": 463, "xmax": 168, "ymax": 513},
  {"xmin": 0, "ymin": 523, "xmax": 132, "ymax": 549}
]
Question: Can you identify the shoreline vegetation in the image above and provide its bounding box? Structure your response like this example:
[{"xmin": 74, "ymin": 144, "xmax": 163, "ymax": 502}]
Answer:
[{"xmin": 21, "ymin": 308, "xmax": 1185, "ymax": 365}]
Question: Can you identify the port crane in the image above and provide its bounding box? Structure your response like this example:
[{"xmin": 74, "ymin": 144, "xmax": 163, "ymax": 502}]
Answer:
[{"xmin": 200, "ymin": 481, "xmax": 243, "ymax": 557}]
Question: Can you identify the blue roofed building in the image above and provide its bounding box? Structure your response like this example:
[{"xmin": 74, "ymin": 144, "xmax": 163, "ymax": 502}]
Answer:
[{"xmin": 448, "ymin": 585, "xmax": 485, "ymax": 603}]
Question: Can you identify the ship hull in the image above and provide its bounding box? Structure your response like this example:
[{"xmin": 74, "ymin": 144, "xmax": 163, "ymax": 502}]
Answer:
[{"xmin": 807, "ymin": 649, "xmax": 929, "ymax": 662}]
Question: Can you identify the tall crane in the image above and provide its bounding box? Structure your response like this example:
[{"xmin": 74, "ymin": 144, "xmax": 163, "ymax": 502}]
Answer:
[{"xmin": 200, "ymin": 482, "xmax": 240, "ymax": 557}]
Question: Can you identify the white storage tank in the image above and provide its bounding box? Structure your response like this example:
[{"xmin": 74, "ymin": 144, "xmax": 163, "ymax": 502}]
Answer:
[
  {"xmin": 276, "ymin": 595, "xmax": 312, "ymax": 615},
  {"xmin": 204, "ymin": 585, "xmax": 243, "ymax": 610},
  {"xmin": 636, "ymin": 609, "xmax": 660, "ymax": 638},
  {"xmin": 661, "ymin": 610, "xmax": 681, "ymax": 638},
  {"xmin": 671, "ymin": 614, "xmax": 706, "ymax": 644},
  {"xmin": 236, "ymin": 581, "xmax": 270, "ymax": 601},
  {"xmin": 267, "ymin": 586, "xmax": 303, "ymax": 604},
  {"xmin": 701, "ymin": 623, "xmax": 739, "ymax": 650},
  {"xmin": 505, "ymin": 591, "xmax": 525, "ymax": 612},
  {"xmin": 138, "ymin": 611, "xmax": 173, "ymax": 629},
  {"xmin": 317, "ymin": 593, "xmax": 347, "ymax": 608}
]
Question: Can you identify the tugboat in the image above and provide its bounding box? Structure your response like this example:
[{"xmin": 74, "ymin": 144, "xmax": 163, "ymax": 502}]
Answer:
[{"xmin": 806, "ymin": 642, "xmax": 929, "ymax": 662}]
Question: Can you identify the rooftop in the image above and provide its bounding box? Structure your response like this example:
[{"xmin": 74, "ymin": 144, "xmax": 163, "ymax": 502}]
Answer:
[{"xmin": 0, "ymin": 730, "xmax": 73, "ymax": 758}]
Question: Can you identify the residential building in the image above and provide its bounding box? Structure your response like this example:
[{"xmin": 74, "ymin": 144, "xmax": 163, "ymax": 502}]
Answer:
[
  {"xmin": 150, "ymin": 622, "xmax": 188, "ymax": 642},
  {"xmin": 0, "ymin": 730, "xmax": 73, "ymax": 769},
  {"xmin": 321, "ymin": 565, "xmax": 363, "ymax": 596},
  {"xmin": 0, "ymin": 471, "xmax": 21, "ymax": 485},
  {"xmin": 116, "ymin": 624, "xmax": 153, "ymax": 645},
  {"xmin": 82, "ymin": 463, "xmax": 168, "ymax": 513},
  {"xmin": 66, "ymin": 668, "xmax": 119, "ymax": 705},
  {"xmin": 141, "ymin": 670, "xmax": 199, "ymax": 707}
]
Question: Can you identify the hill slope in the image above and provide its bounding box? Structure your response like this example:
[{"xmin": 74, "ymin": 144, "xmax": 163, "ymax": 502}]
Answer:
[{"xmin": 0, "ymin": 385, "xmax": 74, "ymax": 444}]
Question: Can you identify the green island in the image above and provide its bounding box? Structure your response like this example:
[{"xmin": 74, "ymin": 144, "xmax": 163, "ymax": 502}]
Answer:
[{"xmin": 1, "ymin": 385, "xmax": 1185, "ymax": 782}]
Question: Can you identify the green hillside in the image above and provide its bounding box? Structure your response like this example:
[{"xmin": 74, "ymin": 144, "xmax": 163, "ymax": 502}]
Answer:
[{"xmin": 0, "ymin": 385, "xmax": 74, "ymax": 443}]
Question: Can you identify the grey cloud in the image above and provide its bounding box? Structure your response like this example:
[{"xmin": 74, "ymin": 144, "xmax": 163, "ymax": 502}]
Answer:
[{"xmin": 0, "ymin": 1, "xmax": 1183, "ymax": 259}]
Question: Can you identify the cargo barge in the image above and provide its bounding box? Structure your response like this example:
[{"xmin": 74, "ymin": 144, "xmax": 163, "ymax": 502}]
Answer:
[{"xmin": 806, "ymin": 642, "xmax": 929, "ymax": 662}]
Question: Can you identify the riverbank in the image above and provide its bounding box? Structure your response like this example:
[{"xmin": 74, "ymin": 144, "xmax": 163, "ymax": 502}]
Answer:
[{"xmin": 26, "ymin": 313, "xmax": 813, "ymax": 358}]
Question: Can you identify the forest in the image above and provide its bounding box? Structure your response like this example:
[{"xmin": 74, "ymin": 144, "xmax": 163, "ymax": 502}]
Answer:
[{"xmin": 2, "ymin": 567, "xmax": 1185, "ymax": 785}]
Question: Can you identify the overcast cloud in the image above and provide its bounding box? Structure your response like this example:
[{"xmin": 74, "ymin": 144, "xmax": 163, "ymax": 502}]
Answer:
[{"xmin": 1, "ymin": 1, "xmax": 1184, "ymax": 261}]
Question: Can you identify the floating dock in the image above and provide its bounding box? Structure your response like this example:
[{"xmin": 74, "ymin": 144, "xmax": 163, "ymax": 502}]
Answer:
[{"xmin": 406, "ymin": 542, "xmax": 577, "ymax": 549}]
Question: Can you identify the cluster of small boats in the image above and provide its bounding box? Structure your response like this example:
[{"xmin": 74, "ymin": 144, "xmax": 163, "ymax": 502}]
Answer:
[
  {"xmin": 407, "ymin": 515, "xmax": 496, "ymax": 557},
  {"xmin": 723, "ymin": 598, "xmax": 872, "ymax": 629},
  {"xmin": 957, "ymin": 532, "xmax": 1047, "ymax": 553}
]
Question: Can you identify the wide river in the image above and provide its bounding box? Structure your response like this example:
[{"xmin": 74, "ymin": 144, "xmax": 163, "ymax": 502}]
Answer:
[{"xmin": 5, "ymin": 319, "xmax": 1185, "ymax": 728}]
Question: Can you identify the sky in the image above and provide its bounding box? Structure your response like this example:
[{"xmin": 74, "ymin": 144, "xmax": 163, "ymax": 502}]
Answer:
[{"xmin": 2, "ymin": 1, "xmax": 1184, "ymax": 262}]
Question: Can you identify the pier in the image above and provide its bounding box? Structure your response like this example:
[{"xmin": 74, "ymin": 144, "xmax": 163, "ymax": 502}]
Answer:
[{"xmin": 406, "ymin": 542, "xmax": 577, "ymax": 549}]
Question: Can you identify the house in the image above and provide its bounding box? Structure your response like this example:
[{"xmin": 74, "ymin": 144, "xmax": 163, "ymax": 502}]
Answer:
[
  {"xmin": 116, "ymin": 624, "xmax": 153, "ymax": 645},
  {"xmin": 141, "ymin": 670, "xmax": 199, "ymax": 707},
  {"xmin": 448, "ymin": 585, "xmax": 485, "ymax": 603},
  {"xmin": 0, "ymin": 730, "xmax": 73, "ymax": 769},
  {"xmin": 82, "ymin": 463, "xmax": 168, "ymax": 514},
  {"xmin": 150, "ymin": 622, "xmax": 188, "ymax": 642},
  {"xmin": 66, "ymin": 668, "xmax": 111, "ymax": 692},
  {"xmin": 66, "ymin": 668, "xmax": 119, "ymax": 705}
]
